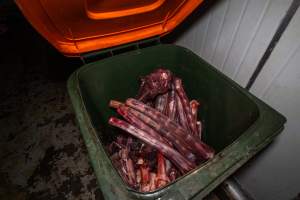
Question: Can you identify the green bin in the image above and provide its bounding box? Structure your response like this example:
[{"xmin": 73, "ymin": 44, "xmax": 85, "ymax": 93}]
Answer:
[{"xmin": 68, "ymin": 44, "xmax": 286, "ymax": 200}]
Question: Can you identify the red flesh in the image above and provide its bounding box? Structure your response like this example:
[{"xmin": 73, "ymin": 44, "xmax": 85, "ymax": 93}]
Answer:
[
  {"xmin": 117, "ymin": 105, "xmax": 173, "ymax": 147},
  {"xmin": 156, "ymin": 152, "xmax": 170, "ymax": 188},
  {"xmin": 169, "ymin": 168, "xmax": 178, "ymax": 182},
  {"xmin": 109, "ymin": 117, "xmax": 195, "ymax": 173},
  {"xmin": 126, "ymin": 158, "xmax": 136, "ymax": 186},
  {"xmin": 137, "ymin": 69, "xmax": 172, "ymax": 102},
  {"xmin": 197, "ymin": 121, "xmax": 202, "ymax": 140},
  {"xmin": 156, "ymin": 93, "xmax": 176, "ymax": 184},
  {"xmin": 155, "ymin": 93, "xmax": 169, "ymax": 114},
  {"xmin": 108, "ymin": 69, "xmax": 215, "ymax": 192},
  {"xmin": 136, "ymin": 169, "xmax": 141, "ymax": 185},
  {"xmin": 190, "ymin": 100, "xmax": 200, "ymax": 136},
  {"xmin": 122, "ymin": 105, "xmax": 197, "ymax": 163},
  {"xmin": 141, "ymin": 165, "xmax": 150, "ymax": 185},
  {"xmin": 174, "ymin": 78, "xmax": 198, "ymax": 135},
  {"xmin": 117, "ymin": 148, "xmax": 136, "ymax": 187},
  {"xmin": 166, "ymin": 86, "xmax": 177, "ymax": 120},
  {"xmin": 149, "ymin": 173, "xmax": 157, "ymax": 191},
  {"xmin": 140, "ymin": 165, "xmax": 150, "ymax": 192},
  {"xmin": 125, "ymin": 99, "xmax": 215, "ymax": 160},
  {"xmin": 175, "ymin": 92, "xmax": 190, "ymax": 132}
]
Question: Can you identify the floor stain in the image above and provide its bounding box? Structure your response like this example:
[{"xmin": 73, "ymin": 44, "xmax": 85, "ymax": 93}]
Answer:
[{"xmin": 0, "ymin": 67, "xmax": 101, "ymax": 200}]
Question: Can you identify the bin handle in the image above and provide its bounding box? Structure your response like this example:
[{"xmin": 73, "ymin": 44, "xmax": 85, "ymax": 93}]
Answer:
[{"xmin": 85, "ymin": 0, "xmax": 166, "ymax": 20}]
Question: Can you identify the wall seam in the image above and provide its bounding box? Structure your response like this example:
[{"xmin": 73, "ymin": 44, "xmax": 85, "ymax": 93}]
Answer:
[
  {"xmin": 232, "ymin": 0, "xmax": 271, "ymax": 81},
  {"xmin": 220, "ymin": 0, "xmax": 249, "ymax": 72},
  {"xmin": 245, "ymin": 0, "xmax": 300, "ymax": 90}
]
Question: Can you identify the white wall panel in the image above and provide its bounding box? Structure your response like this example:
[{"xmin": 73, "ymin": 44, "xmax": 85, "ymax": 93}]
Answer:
[
  {"xmin": 201, "ymin": 0, "xmax": 229, "ymax": 62},
  {"xmin": 236, "ymin": 8, "xmax": 300, "ymax": 200},
  {"xmin": 176, "ymin": 0, "xmax": 292, "ymax": 87},
  {"xmin": 221, "ymin": 0, "xmax": 271, "ymax": 78},
  {"xmin": 211, "ymin": 0, "xmax": 248, "ymax": 68},
  {"xmin": 234, "ymin": 0, "xmax": 294, "ymax": 86}
]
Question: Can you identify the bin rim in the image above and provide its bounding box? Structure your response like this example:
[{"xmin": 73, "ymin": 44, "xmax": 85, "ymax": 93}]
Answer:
[{"xmin": 67, "ymin": 44, "xmax": 286, "ymax": 199}]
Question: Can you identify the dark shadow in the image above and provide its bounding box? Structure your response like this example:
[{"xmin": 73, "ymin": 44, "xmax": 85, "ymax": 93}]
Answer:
[
  {"xmin": 162, "ymin": 0, "xmax": 223, "ymax": 44},
  {"xmin": 0, "ymin": 2, "xmax": 82, "ymax": 92}
]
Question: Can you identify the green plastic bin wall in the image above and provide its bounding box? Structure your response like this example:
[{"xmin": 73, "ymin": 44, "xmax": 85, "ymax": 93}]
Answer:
[{"xmin": 68, "ymin": 44, "xmax": 286, "ymax": 200}]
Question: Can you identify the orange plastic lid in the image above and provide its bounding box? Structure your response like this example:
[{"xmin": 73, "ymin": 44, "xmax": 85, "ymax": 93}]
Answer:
[{"xmin": 15, "ymin": 0, "xmax": 203, "ymax": 57}]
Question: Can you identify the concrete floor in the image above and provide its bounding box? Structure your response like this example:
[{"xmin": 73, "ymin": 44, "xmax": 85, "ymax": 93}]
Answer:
[
  {"xmin": 0, "ymin": 64, "xmax": 102, "ymax": 200},
  {"xmin": 0, "ymin": 9, "xmax": 102, "ymax": 199}
]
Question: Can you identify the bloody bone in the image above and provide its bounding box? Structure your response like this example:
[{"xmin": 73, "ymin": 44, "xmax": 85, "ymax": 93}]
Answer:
[
  {"xmin": 118, "ymin": 148, "xmax": 136, "ymax": 187},
  {"xmin": 197, "ymin": 121, "xmax": 202, "ymax": 140},
  {"xmin": 117, "ymin": 105, "xmax": 173, "ymax": 147},
  {"xmin": 190, "ymin": 100, "xmax": 200, "ymax": 136},
  {"xmin": 156, "ymin": 152, "xmax": 170, "ymax": 188},
  {"xmin": 125, "ymin": 98, "xmax": 214, "ymax": 160},
  {"xmin": 174, "ymin": 78, "xmax": 198, "ymax": 136},
  {"xmin": 169, "ymin": 168, "xmax": 178, "ymax": 182},
  {"xmin": 175, "ymin": 92, "xmax": 190, "ymax": 132},
  {"xmin": 112, "ymin": 101, "xmax": 196, "ymax": 163},
  {"xmin": 109, "ymin": 117, "xmax": 195, "ymax": 173},
  {"xmin": 166, "ymin": 85, "xmax": 177, "ymax": 120},
  {"xmin": 108, "ymin": 69, "xmax": 214, "ymax": 192},
  {"xmin": 149, "ymin": 173, "xmax": 157, "ymax": 191},
  {"xmin": 140, "ymin": 164, "xmax": 150, "ymax": 192},
  {"xmin": 155, "ymin": 93, "xmax": 169, "ymax": 114},
  {"xmin": 120, "ymin": 104, "xmax": 197, "ymax": 163},
  {"xmin": 137, "ymin": 69, "xmax": 173, "ymax": 101}
]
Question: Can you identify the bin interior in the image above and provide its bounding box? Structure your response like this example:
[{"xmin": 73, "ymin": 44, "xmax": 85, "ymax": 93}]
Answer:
[{"xmin": 77, "ymin": 44, "xmax": 259, "ymax": 155}]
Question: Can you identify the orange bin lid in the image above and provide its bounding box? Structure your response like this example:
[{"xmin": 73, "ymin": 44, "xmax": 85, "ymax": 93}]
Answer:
[{"xmin": 15, "ymin": 0, "xmax": 204, "ymax": 57}]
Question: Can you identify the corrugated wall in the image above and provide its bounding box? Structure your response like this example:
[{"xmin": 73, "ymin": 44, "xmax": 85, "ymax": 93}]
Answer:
[
  {"xmin": 176, "ymin": 0, "xmax": 292, "ymax": 87},
  {"xmin": 238, "ymin": 7, "xmax": 300, "ymax": 200},
  {"xmin": 175, "ymin": 0, "xmax": 300, "ymax": 199}
]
